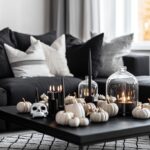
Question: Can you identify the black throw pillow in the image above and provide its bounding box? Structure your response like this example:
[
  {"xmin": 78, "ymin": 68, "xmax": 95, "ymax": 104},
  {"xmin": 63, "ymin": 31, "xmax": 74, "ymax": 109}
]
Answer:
[
  {"xmin": 0, "ymin": 28, "xmax": 16, "ymax": 78},
  {"xmin": 66, "ymin": 33, "xmax": 104, "ymax": 78},
  {"xmin": 65, "ymin": 34, "xmax": 83, "ymax": 48},
  {"xmin": 13, "ymin": 31, "xmax": 56, "ymax": 51}
]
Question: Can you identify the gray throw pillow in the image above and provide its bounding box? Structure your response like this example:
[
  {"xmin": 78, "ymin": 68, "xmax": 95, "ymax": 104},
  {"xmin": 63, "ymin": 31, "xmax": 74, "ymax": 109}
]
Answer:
[{"xmin": 98, "ymin": 33, "xmax": 133, "ymax": 77}]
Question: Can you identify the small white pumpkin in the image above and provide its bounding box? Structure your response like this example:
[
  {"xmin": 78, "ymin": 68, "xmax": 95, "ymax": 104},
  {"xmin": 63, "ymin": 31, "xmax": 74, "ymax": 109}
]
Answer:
[
  {"xmin": 65, "ymin": 103, "xmax": 85, "ymax": 118},
  {"xmin": 55, "ymin": 111, "xmax": 74, "ymax": 125},
  {"xmin": 98, "ymin": 94, "xmax": 106, "ymax": 100},
  {"xmin": 90, "ymin": 108, "xmax": 109, "ymax": 122},
  {"xmin": 99, "ymin": 100, "xmax": 118, "ymax": 117},
  {"xmin": 16, "ymin": 98, "xmax": 32, "ymax": 113},
  {"xmin": 97, "ymin": 100, "xmax": 106, "ymax": 108},
  {"xmin": 64, "ymin": 95, "xmax": 77, "ymax": 105},
  {"xmin": 79, "ymin": 117, "xmax": 89, "ymax": 126},
  {"xmin": 68, "ymin": 117, "xmax": 80, "ymax": 127},
  {"xmin": 132, "ymin": 105, "xmax": 150, "ymax": 119},
  {"xmin": 142, "ymin": 103, "xmax": 150, "ymax": 110},
  {"xmin": 40, "ymin": 93, "xmax": 49, "ymax": 102},
  {"xmin": 106, "ymin": 95, "xmax": 117, "ymax": 102},
  {"xmin": 76, "ymin": 98, "xmax": 86, "ymax": 105},
  {"xmin": 84, "ymin": 103, "xmax": 97, "ymax": 116}
]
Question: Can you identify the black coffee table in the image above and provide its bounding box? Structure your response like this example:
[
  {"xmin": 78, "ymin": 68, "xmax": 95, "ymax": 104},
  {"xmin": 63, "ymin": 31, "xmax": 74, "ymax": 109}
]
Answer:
[{"xmin": 0, "ymin": 106, "xmax": 150, "ymax": 149}]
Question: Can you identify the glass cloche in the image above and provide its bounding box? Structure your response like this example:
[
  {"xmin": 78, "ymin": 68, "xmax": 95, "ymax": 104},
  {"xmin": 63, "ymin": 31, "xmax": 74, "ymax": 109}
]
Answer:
[
  {"xmin": 78, "ymin": 76, "xmax": 98, "ymax": 101},
  {"xmin": 106, "ymin": 66, "xmax": 138, "ymax": 116}
]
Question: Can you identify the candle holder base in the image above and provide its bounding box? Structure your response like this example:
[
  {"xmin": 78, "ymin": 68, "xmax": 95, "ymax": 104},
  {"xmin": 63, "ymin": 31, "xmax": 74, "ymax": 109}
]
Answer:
[
  {"xmin": 118, "ymin": 103, "xmax": 136, "ymax": 117},
  {"xmin": 58, "ymin": 105, "xmax": 64, "ymax": 111},
  {"xmin": 85, "ymin": 96, "xmax": 94, "ymax": 103}
]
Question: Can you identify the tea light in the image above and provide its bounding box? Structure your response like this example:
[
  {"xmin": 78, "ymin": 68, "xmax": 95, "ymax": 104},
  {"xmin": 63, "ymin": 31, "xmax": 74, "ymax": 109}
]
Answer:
[{"xmin": 117, "ymin": 92, "xmax": 136, "ymax": 116}]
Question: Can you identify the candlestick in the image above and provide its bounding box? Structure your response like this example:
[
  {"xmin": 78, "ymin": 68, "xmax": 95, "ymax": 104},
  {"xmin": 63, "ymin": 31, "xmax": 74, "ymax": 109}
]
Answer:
[
  {"xmin": 58, "ymin": 78, "xmax": 65, "ymax": 110},
  {"xmin": 48, "ymin": 92, "xmax": 58, "ymax": 119},
  {"xmin": 85, "ymin": 49, "xmax": 94, "ymax": 103},
  {"xmin": 88, "ymin": 48, "xmax": 92, "ymax": 96},
  {"xmin": 35, "ymin": 87, "xmax": 40, "ymax": 102}
]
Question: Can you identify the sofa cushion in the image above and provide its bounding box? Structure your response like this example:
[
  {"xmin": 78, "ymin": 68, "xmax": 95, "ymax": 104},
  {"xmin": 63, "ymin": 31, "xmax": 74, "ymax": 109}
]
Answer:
[
  {"xmin": 66, "ymin": 33, "xmax": 104, "ymax": 78},
  {"xmin": 65, "ymin": 34, "xmax": 82, "ymax": 48},
  {"xmin": 0, "ymin": 76, "xmax": 81, "ymax": 105},
  {"xmin": 31, "ymin": 35, "xmax": 73, "ymax": 76},
  {"xmin": 13, "ymin": 31, "xmax": 56, "ymax": 51},
  {"xmin": 136, "ymin": 76, "xmax": 150, "ymax": 103},
  {"xmin": 0, "ymin": 28, "xmax": 17, "ymax": 78},
  {"xmin": 95, "ymin": 78, "xmax": 107, "ymax": 95},
  {"xmin": 98, "ymin": 34, "xmax": 133, "ymax": 77},
  {"xmin": 4, "ymin": 41, "xmax": 53, "ymax": 77}
]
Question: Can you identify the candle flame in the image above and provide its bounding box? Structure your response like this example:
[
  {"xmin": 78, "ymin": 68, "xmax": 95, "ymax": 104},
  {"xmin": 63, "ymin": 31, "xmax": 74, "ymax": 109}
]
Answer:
[
  {"xmin": 122, "ymin": 92, "xmax": 126, "ymax": 103},
  {"xmin": 49, "ymin": 85, "xmax": 52, "ymax": 92},
  {"xmin": 52, "ymin": 85, "xmax": 55, "ymax": 92},
  {"xmin": 59, "ymin": 85, "xmax": 63, "ymax": 92}
]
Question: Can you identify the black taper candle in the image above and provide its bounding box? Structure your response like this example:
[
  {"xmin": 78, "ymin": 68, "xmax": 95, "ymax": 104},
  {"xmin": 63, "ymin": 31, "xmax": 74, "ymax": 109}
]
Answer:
[
  {"xmin": 48, "ymin": 92, "xmax": 58, "ymax": 119},
  {"xmin": 88, "ymin": 49, "xmax": 92, "ymax": 97},
  {"xmin": 35, "ymin": 87, "xmax": 40, "ymax": 102},
  {"xmin": 85, "ymin": 48, "xmax": 94, "ymax": 102},
  {"xmin": 61, "ymin": 77, "xmax": 65, "ymax": 109}
]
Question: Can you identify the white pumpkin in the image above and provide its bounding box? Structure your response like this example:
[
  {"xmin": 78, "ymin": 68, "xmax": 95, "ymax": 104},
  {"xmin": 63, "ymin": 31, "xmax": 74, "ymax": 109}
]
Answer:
[
  {"xmin": 132, "ymin": 106, "xmax": 150, "ymax": 119},
  {"xmin": 79, "ymin": 117, "xmax": 89, "ymax": 126},
  {"xmin": 99, "ymin": 100, "xmax": 118, "ymax": 117},
  {"xmin": 65, "ymin": 103, "xmax": 85, "ymax": 118},
  {"xmin": 97, "ymin": 100, "xmax": 106, "ymax": 108},
  {"xmin": 68, "ymin": 117, "xmax": 80, "ymax": 127},
  {"xmin": 76, "ymin": 98, "xmax": 86, "ymax": 105},
  {"xmin": 84, "ymin": 103, "xmax": 97, "ymax": 116},
  {"xmin": 16, "ymin": 98, "xmax": 32, "ymax": 113},
  {"xmin": 143, "ymin": 103, "xmax": 150, "ymax": 110},
  {"xmin": 55, "ymin": 111, "xmax": 74, "ymax": 125},
  {"xmin": 90, "ymin": 108, "xmax": 109, "ymax": 122},
  {"xmin": 40, "ymin": 93, "xmax": 49, "ymax": 102},
  {"xmin": 98, "ymin": 94, "xmax": 106, "ymax": 100},
  {"xmin": 64, "ymin": 95, "xmax": 77, "ymax": 105}
]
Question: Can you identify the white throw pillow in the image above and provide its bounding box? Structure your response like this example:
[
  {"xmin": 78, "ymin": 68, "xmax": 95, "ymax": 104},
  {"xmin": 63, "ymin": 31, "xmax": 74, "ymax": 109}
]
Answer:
[
  {"xmin": 30, "ymin": 35, "xmax": 73, "ymax": 76},
  {"xmin": 98, "ymin": 33, "xmax": 134, "ymax": 77},
  {"xmin": 4, "ymin": 41, "xmax": 53, "ymax": 77}
]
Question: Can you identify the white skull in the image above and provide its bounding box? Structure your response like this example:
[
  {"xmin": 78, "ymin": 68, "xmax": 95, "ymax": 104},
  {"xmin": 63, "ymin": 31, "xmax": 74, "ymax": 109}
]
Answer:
[{"xmin": 30, "ymin": 103, "xmax": 48, "ymax": 118}]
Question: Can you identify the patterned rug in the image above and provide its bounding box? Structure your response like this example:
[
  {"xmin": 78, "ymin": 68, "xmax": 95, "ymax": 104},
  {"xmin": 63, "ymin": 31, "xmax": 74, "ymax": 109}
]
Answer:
[{"xmin": 0, "ymin": 131, "xmax": 150, "ymax": 150}]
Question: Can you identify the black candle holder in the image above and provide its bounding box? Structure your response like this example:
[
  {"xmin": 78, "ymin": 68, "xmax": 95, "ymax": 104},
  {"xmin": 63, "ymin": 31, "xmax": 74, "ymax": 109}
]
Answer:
[
  {"xmin": 48, "ymin": 92, "xmax": 58, "ymax": 119},
  {"xmin": 83, "ymin": 49, "xmax": 95, "ymax": 103}
]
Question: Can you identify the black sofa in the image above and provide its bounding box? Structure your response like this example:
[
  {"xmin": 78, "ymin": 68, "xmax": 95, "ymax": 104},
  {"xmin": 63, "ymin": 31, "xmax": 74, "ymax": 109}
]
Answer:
[{"xmin": 0, "ymin": 28, "xmax": 150, "ymax": 132}]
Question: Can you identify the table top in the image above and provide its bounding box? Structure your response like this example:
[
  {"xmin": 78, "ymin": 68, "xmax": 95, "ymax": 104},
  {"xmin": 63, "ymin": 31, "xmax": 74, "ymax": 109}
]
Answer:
[{"xmin": 0, "ymin": 106, "xmax": 150, "ymax": 146}]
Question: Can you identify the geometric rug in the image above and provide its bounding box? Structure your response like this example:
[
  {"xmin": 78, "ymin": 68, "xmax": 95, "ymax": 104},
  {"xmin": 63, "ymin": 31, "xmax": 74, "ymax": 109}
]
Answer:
[{"xmin": 0, "ymin": 131, "xmax": 150, "ymax": 150}]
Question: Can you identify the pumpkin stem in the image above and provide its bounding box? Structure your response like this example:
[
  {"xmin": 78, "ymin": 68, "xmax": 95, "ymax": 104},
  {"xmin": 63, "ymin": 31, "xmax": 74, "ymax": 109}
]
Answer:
[
  {"xmin": 22, "ymin": 97, "xmax": 26, "ymax": 102},
  {"xmin": 74, "ymin": 92, "xmax": 77, "ymax": 98},
  {"xmin": 106, "ymin": 99, "xmax": 110, "ymax": 104},
  {"xmin": 98, "ymin": 108, "xmax": 104, "ymax": 112},
  {"xmin": 141, "ymin": 104, "xmax": 143, "ymax": 109}
]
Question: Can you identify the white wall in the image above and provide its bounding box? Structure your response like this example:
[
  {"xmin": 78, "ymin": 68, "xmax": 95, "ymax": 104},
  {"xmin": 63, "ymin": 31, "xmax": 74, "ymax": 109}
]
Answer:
[{"xmin": 0, "ymin": 0, "xmax": 50, "ymax": 34}]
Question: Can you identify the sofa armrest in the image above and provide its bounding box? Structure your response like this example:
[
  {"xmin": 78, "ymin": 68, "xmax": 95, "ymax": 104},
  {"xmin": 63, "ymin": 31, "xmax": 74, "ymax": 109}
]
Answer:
[
  {"xmin": 123, "ymin": 55, "xmax": 149, "ymax": 76},
  {"xmin": 0, "ymin": 87, "xmax": 7, "ymax": 106}
]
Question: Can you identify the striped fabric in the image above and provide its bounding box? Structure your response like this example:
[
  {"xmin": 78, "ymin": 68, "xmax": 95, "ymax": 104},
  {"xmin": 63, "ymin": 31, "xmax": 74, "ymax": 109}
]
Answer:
[{"xmin": 4, "ymin": 41, "xmax": 53, "ymax": 77}]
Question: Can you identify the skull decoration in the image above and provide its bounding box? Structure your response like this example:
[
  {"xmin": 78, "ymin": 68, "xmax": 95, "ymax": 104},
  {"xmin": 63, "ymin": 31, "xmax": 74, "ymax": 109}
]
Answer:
[{"xmin": 30, "ymin": 103, "xmax": 48, "ymax": 118}]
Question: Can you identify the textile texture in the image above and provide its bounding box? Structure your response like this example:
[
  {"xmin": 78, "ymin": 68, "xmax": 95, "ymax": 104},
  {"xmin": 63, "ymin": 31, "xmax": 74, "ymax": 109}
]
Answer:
[{"xmin": 0, "ymin": 131, "xmax": 149, "ymax": 149}]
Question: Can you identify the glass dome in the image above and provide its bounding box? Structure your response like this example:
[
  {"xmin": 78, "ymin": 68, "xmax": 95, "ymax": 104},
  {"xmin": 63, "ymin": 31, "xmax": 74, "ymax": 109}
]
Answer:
[
  {"xmin": 78, "ymin": 76, "xmax": 98, "ymax": 101},
  {"xmin": 106, "ymin": 66, "xmax": 138, "ymax": 116}
]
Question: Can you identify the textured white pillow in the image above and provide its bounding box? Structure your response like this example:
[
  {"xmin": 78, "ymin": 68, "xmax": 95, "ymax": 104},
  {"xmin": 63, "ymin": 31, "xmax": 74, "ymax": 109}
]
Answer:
[
  {"xmin": 30, "ymin": 35, "xmax": 73, "ymax": 76},
  {"xmin": 98, "ymin": 34, "xmax": 134, "ymax": 77},
  {"xmin": 4, "ymin": 41, "xmax": 53, "ymax": 77}
]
